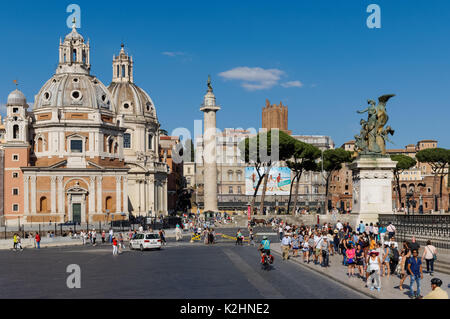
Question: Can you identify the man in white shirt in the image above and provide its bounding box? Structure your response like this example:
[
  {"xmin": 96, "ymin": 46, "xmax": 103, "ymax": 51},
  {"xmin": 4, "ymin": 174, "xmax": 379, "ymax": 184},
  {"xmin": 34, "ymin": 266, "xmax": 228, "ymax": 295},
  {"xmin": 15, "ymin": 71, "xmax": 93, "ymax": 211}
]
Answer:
[
  {"xmin": 313, "ymin": 232, "xmax": 323, "ymax": 264},
  {"xmin": 387, "ymin": 223, "xmax": 396, "ymax": 239},
  {"xmin": 336, "ymin": 221, "xmax": 343, "ymax": 231},
  {"xmin": 281, "ymin": 233, "xmax": 292, "ymax": 260},
  {"xmin": 109, "ymin": 229, "xmax": 114, "ymax": 243}
]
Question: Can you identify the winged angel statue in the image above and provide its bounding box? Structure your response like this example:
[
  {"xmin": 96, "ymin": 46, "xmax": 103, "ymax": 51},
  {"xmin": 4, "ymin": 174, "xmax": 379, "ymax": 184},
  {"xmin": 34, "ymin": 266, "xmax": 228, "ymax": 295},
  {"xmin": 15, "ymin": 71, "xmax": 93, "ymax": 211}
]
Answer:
[{"xmin": 354, "ymin": 94, "xmax": 395, "ymax": 155}]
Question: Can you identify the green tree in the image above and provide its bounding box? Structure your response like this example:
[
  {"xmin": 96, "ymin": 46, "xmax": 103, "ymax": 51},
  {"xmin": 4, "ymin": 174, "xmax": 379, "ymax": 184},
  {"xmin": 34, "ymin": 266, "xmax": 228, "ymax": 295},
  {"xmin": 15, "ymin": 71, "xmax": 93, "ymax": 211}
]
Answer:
[
  {"xmin": 286, "ymin": 141, "xmax": 321, "ymax": 214},
  {"xmin": 239, "ymin": 130, "xmax": 295, "ymax": 215},
  {"xmin": 416, "ymin": 148, "xmax": 450, "ymax": 212},
  {"xmin": 390, "ymin": 154, "xmax": 417, "ymax": 210},
  {"xmin": 318, "ymin": 148, "xmax": 353, "ymax": 212}
]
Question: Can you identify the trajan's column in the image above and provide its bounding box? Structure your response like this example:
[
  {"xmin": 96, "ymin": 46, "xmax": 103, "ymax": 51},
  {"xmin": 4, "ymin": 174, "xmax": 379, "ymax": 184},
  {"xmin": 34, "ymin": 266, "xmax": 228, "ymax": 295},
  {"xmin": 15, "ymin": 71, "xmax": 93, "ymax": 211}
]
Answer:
[{"xmin": 200, "ymin": 76, "xmax": 220, "ymax": 212}]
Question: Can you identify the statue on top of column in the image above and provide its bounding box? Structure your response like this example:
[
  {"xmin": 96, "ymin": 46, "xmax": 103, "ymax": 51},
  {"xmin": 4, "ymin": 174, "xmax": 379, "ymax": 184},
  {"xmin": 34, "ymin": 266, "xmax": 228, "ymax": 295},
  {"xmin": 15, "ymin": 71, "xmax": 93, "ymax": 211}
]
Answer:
[{"xmin": 354, "ymin": 94, "xmax": 395, "ymax": 156}]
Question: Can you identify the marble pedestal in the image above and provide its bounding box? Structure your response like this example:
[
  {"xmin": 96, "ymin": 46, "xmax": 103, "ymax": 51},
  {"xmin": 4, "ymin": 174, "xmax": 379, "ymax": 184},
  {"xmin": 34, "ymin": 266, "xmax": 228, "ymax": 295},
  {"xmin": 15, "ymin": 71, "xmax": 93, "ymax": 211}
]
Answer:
[{"xmin": 350, "ymin": 155, "xmax": 396, "ymax": 225}]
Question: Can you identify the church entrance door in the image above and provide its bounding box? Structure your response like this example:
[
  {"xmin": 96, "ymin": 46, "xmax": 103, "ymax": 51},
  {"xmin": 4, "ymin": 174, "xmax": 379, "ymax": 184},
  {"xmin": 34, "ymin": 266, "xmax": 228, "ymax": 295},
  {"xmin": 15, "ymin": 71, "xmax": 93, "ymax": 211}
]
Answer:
[{"xmin": 73, "ymin": 203, "xmax": 82, "ymax": 224}]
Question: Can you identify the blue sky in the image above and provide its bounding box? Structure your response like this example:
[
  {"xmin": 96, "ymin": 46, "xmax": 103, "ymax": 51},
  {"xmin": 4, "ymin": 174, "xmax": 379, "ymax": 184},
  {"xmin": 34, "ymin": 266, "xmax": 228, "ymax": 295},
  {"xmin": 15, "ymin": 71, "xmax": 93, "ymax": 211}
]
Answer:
[{"xmin": 0, "ymin": 0, "xmax": 449, "ymax": 148}]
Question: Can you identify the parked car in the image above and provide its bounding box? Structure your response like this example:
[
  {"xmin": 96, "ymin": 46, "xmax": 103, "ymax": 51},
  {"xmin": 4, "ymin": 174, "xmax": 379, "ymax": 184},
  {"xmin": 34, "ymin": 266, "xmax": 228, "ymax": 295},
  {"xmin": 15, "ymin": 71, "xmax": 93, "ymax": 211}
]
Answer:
[{"xmin": 129, "ymin": 233, "xmax": 162, "ymax": 251}]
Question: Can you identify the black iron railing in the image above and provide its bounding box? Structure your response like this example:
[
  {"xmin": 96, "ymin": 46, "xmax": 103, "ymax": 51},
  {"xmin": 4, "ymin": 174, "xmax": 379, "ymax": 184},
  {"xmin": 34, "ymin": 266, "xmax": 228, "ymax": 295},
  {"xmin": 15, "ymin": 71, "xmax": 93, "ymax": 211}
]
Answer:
[{"xmin": 379, "ymin": 214, "xmax": 450, "ymax": 249}]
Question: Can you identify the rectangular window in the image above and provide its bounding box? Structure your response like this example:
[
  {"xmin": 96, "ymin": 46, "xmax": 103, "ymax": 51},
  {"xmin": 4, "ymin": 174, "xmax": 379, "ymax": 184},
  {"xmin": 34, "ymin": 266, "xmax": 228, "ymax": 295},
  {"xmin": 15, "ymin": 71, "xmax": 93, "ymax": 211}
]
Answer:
[
  {"xmin": 12, "ymin": 172, "xmax": 19, "ymax": 178},
  {"xmin": 237, "ymin": 186, "xmax": 242, "ymax": 193},
  {"xmin": 12, "ymin": 154, "xmax": 19, "ymax": 161},
  {"xmin": 13, "ymin": 108, "xmax": 18, "ymax": 113},
  {"xmin": 148, "ymin": 134, "xmax": 153, "ymax": 150},
  {"xmin": 70, "ymin": 139, "xmax": 83, "ymax": 153},
  {"xmin": 229, "ymin": 186, "xmax": 233, "ymax": 194},
  {"xmin": 12, "ymin": 188, "xmax": 19, "ymax": 196},
  {"xmin": 13, "ymin": 204, "xmax": 19, "ymax": 212},
  {"xmin": 123, "ymin": 133, "xmax": 131, "ymax": 149}
]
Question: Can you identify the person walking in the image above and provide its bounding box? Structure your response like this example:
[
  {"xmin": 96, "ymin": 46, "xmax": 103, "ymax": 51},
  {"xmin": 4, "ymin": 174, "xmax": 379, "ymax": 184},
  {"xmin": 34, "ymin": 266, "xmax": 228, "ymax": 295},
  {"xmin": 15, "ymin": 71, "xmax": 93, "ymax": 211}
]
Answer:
[
  {"xmin": 101, "ymin": 230, "xmax": 106, "ymax": 244},
  {"xmin": 346, "ymin": 243, "xmax": 356, "ymax": 277},
  {"xmin": 281, "ymin": 233, "xmax": 292, "ymax": 260},
  {"xmin": 367, "ymin": 250, "xmax": 381, "ymax": 291},
  {"xmin": 80, "ymin": 231, "xmax": 86, "ymax": 245},
  {"xmin": 302, "ymin": 236, "xmax": 310, "ymax": 263},
  {"xmin": 119, "ymin": 233, "xmax": 124, "ymax": 252},
  {"xmin": 112, "ymin": 236, "xmax": 118, "ymax": 256},
  {"xmin": 382, "ymin": 243, "xmax": 391, "ymax": 278},
  {"xmin": 92, "ymin": 229, "xmax": 97, "ymax": 246},
  {"xmin": 407, "ymin": 249, "xmax": 424, "ymax": 299},
  {"xmin": 249, "ymin": 229, "xmax": 255, "ymax": 246},
  {"xmin": 387, "ymin": 222, "xmax": 396, "ymax": 240},
  {"xmin": 16, "ymin": 234, "xmax": 23, "ymax": 251},
  {"xmin": 399, "ymin": 241, "xmax": 411, "ymax": 291},
  {"xmin": 355, "ymin": 244, "xmax": 365, "ymax": 279},
  {"xmin": 422, "ymin": 240, "xmax": 437, "ymax": 276},
  {"xmin": 13, "ymin": 234, "xmax": 18, "ymax": 251},
  {"xmin": 109, "ymin": 229, "xmax": 114, "ymax": 243},
  {"xmin": 159, "ymin": 229, "xmax": 166, "ymax": 246},
  {"xmin": 320, "ymin": 237, "xmax": 330, "ymax": 267},
  {"xmin": 379, "ymin": 224, "xmax": 386, "ymax": 244},
  {"xmin": 35, "ymin": 233, "xmax": 41, "ymax": 249}
]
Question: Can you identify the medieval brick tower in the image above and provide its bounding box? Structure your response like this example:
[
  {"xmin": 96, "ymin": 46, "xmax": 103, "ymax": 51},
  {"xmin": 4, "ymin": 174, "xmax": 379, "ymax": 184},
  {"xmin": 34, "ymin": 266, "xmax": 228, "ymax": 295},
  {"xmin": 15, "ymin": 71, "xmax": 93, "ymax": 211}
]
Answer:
[{"xmin": 262, "ymin": 99, "xmax": 291, "ymax": 134}]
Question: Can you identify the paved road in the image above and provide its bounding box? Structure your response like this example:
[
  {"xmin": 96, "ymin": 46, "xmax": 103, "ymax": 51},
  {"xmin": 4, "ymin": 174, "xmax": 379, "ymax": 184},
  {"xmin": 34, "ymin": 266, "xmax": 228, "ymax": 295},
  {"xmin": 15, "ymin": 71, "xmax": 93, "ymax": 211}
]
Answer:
[{"xmin": 0, "ymin": 229, "xmax": 367, "ymax": 299}]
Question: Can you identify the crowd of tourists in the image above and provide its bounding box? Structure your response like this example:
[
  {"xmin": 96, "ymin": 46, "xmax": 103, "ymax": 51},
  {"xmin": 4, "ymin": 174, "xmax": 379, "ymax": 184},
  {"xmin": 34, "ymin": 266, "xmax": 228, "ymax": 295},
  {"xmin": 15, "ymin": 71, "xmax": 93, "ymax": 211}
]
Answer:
[{"xmin": 273, "ymin": 219, "xmax": 448, "ymax": 299}]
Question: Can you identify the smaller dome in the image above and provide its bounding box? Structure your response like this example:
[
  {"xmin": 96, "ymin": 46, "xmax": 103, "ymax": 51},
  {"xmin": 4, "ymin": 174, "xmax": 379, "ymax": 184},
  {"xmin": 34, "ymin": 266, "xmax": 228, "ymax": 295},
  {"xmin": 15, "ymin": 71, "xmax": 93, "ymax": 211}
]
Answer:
[
  {"xmin": 7, "ymin": 89, "xmax": 27, "ymax": 107},
  {"xmin": 64, "ymin": 26, "xmax": 84, "ymax": 42}
]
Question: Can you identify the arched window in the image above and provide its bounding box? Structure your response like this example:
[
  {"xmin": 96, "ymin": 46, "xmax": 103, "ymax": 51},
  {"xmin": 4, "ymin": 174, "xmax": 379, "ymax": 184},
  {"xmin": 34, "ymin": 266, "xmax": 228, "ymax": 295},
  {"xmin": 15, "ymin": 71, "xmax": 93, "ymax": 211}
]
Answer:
[
  {"xmin": 73, "ymin": 49, "xmax": 77, "ymax": 62},
  {"xmin": 228, "ymin": 171, "xmax": 233, "ymax": 181},
  {"xmin": 122, "ymin": 65, "xmax": 126, "ymax": 77},
  {"xmin": 114, "ymin": 142, "xmax": 118, "ymax": 154},
  {"xmin": 105, "ymin": 196, "xmax": 113, "ymax": 212},
  {"xmin": 82, "ymin": 50, "xmax": 86, "ymax": 63},
  {"xmin": 13, "ymin": 125, "xmax": 19, "ymax": 139},
  {"xmin": 40, "ymin": 196, "xmax": 48, "ymax": 213},
  {"xmin": 116, "ymin": 65, "xmax": 120, "ymax": 78}
]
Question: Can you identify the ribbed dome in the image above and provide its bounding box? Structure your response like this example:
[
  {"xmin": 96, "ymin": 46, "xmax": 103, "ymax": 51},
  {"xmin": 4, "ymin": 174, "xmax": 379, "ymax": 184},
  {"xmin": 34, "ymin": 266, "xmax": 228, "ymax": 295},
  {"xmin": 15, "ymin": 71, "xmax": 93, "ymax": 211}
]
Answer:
[
  {"xmin": 64, "ymin": 26, "xmax": 84, "ymax": 42},
  {"xmin": 7, "ymin": 89, "xmax": 28, "ymax": 107},
  {"xmin": 108, "ymin": 82, "xmax": 157, "ymax": 119},
  {"xmin": 34, "ymin": 73, "xmax": 113, "ymax": 111}
]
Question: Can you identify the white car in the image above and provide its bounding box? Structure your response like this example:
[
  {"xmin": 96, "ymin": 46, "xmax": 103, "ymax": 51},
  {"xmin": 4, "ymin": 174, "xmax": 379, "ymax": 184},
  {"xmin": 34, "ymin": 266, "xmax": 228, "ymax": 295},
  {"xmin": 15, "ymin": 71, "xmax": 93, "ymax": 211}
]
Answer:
[{"xmin": 129, "ymin": 233, "xmax": 162, "ymax": 251}]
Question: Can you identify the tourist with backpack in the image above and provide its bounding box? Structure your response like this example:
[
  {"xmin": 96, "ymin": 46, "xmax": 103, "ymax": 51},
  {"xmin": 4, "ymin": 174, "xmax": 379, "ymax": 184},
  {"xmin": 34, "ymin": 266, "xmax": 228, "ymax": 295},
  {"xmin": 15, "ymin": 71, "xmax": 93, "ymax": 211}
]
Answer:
[
  {"xmin": 389, "ymin": 243, "xmax": 400, "ymax": 275},
  {"xmin": 422, "ymin": 240, "xmax": 437, "ymax": 276}
]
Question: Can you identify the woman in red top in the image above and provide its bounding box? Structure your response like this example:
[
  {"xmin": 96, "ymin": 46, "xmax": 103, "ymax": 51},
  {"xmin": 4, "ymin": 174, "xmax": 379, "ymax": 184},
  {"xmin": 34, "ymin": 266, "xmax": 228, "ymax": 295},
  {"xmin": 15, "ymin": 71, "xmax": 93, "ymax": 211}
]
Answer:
[
  {"xmin": 112, "ymin": 237, "xmax": 118, "ymax": 256},
  {"xmin": 35, "ymin": 233, "xmax": 41, "ymax": 249},
  {"xmin": 346, "ymin": 243, "xmax": 356, "ymax": 277}
]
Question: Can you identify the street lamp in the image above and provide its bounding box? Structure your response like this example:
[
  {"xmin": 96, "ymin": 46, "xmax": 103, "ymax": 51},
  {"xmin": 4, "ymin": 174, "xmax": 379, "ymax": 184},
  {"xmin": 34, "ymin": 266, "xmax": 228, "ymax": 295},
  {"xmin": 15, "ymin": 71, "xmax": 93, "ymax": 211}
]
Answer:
[{"xmin": 405, "ymin": 190, "xmax": 417, "ymax": 216}]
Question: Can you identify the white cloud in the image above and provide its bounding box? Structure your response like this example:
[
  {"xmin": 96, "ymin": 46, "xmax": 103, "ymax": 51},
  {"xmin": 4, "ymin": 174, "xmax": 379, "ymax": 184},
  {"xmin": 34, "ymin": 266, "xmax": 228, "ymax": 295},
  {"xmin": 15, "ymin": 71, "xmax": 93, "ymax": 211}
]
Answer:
[
  {"xmin": 281, "ymin": 81, "xmax": 303, "ymax": 88},
  {"xmin": 162, "ymin": 51, "xmax": 185, "ymax": 57},
  {"xmin": 218, "ymin": 67, "xmax": 285, "ymax": 91}
]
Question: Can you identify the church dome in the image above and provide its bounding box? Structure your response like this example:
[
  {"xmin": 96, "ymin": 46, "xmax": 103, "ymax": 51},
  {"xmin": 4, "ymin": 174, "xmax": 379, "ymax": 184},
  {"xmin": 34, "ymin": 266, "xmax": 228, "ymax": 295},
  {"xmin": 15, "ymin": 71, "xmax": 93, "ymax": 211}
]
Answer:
[
  {"xmin": 108, "ymin": 82, "xmax": 157, "ymax": 119},
  {"xmin": 107, "ymin": 44, "xmax": 158, "ymax": 121},
  {"xmin": 7, "ymin": 89, "xmax": 28, "ymax": 107},
  {"xmin": 34, "ymin": 73, "xmax": 114, "ymax": 111},
  {"xmin": 64, "ymin": 27, "xmax": 84, "ymax": 42}
]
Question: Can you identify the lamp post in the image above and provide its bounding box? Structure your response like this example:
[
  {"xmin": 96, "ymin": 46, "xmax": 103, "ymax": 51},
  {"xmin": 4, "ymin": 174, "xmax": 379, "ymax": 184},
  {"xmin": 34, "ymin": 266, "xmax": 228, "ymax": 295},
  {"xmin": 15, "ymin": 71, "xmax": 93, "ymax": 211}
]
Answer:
[{"xmin": 320, "ymin": 148, "xmax": 326, "ymax": 215}]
